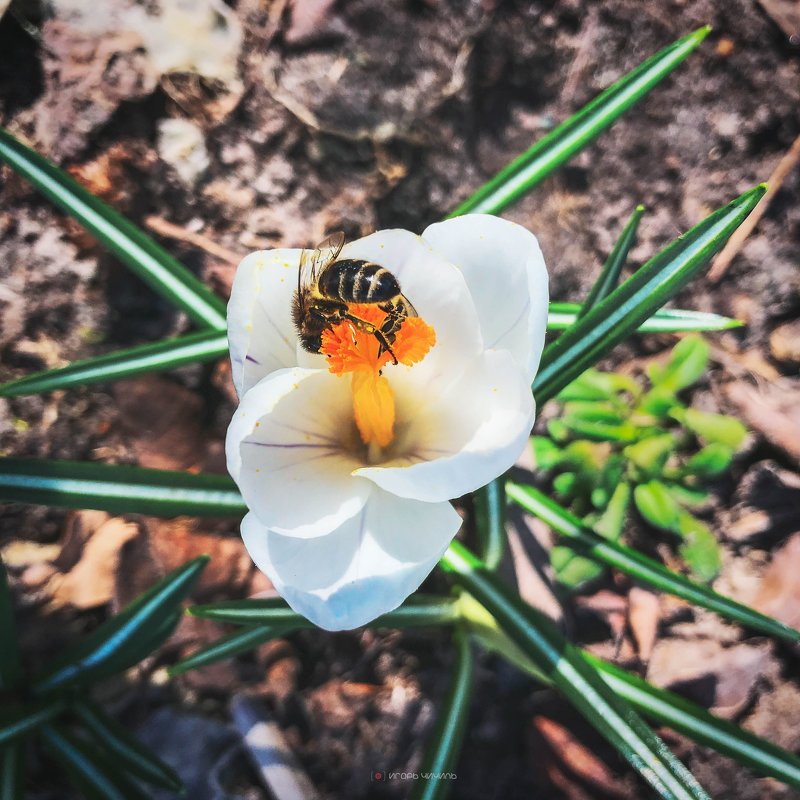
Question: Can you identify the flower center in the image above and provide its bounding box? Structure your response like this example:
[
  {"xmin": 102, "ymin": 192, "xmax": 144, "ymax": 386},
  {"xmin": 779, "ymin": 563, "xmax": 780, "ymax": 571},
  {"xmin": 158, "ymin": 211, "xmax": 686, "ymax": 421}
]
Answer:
[{"xmin": 320, "ymin": 303, "xmax": 435, "ymax": 455}]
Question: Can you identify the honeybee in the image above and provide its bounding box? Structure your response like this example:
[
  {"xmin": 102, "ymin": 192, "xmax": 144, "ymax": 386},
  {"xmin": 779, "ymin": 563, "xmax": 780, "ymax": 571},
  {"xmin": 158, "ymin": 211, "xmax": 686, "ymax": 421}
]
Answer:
[{"xmin": 291, "ymin": 232, "xmax": 417, "ymax": 364}]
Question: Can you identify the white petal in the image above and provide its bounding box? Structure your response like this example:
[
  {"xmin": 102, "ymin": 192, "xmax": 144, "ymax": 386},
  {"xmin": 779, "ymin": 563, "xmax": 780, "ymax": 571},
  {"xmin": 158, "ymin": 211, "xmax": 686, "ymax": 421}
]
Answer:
[
  {"xmin": 342, "ymin": 229, "xmax": 483, "ymax": 381},
  {"xmin": 226, "ymin": 368, "xmax": 371, "ymax": 538},
  {"xmin": 422, "ymin": 215, "xmax": 549, "ymax": 382},
  {"xmin": 240, "ymin": 491, "xmax": 461, "ymax": 630},
  {"xmin": 228, "ymin": 249, "xmax": 302, "ymax": 397},
  {"xmin": 357, "ymin": 349, "xmax": 534, "ymax": 502}
]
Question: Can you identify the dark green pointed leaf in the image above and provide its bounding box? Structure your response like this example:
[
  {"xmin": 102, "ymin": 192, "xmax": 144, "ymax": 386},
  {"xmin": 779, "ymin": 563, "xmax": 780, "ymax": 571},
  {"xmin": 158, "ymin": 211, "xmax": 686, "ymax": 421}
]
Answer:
[
  {"xmin": 410, "ymin": 628, "xmax": 473, "ymax": 800},
  {"xmin": 580, "ymin": 204, "xmax": 645, "ymax": 315},
  {"xmin": 188, "ymin": 594, "xmax": 459, "ymax": 628},
  {"xmin": 0, "ymin": 698, "xmax": 66, "ymax": 746},
  {"xmin": 0, "ymin": 559, "xmax": 21, "ymax": 691},
  {"xmin": 0, "ymin": 743, "xmax": 25, "ymax": 800},
  {"xmin": 474, "ymin": 478, "xmax": 506, "ymax": 571},
  {"xmin": 72, "ymin": 700, "xmax": 183, "ymax": 792},
  {"xmin": 168, "ymin": 625, "xmax": 290, "ymax": 677},
  {"xmin": 41, "ymin": 724, "xmax": 150, "ymax": 800},
  {"xmin": 584, "ymin": 654, "xmax": 800, "ymax": 790},
  {"xmin": 440, "ymin": 541, "xmax": 709, "ymax": 800},
  {"xmin": 0, "ymin": 128, "xmax": 227, "ymax": 331},
  {"xmin": 506, "ymin": 481, "xmax": 800, "ymax": 644},
  {"xmin": 448, "ymin": 28, "xmax": 710, "ymax": 217},
  {"xmin": 0, "ymin": 331, "xmax": 227, "ymax": 398},
  {"xmin": 32, "ymin": 557, "xmax": 207, "ymax": 694},
  {"xmin": 548, "ymin": 304, "xmax": 742, "ymax": 333},
  {"xmin": 533, "ymin": 185, "xmax": 767, "ymax": 405},
  {"xmin": 0, "ymin": 458, "xmax": 246, "ymax": 517},
  {"xmin": 468, "ymin": 603, "xmax": 800, "ymax": 791},
  {"xmin": 0, "ymin": 307, "xmax": 739, "ymax": 399}
]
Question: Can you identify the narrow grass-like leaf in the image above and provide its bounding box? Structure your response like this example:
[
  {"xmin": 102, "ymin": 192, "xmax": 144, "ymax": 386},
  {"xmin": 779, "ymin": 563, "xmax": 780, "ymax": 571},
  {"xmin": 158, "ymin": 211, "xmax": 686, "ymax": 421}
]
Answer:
[
  {"xmin": 0, "ymin": 743, "xmax": 25, "ymax": 800},
  {"xmin": 0, "ymin": 458, "xmax": 246, "ymax": 517},
  {"xmin": 534, "ymin": 185, "xmax": 766, "ymax": 404},
  {"xmin": 0, "ymin": 331, "xmax": 227, "ymax": 398},
  {"xmin": 72, "ymin": 700, "xmax": 183, "ymax": 793},
  {"xmin": 448, "ymin": 28, "xmax": 709, "ymax": 217},
  {"xmin": 580, "ymin": 205, "xmax": 645, "ymax": 315},
  {"xmin": 440, "ymin": 541, "xmax": 709, "ymax": 800},
  {"xmin": 465, "ymin": 597, "xmax": 800, "ymax": 790},
  {"xmin": 410, "ymin": 628, "xmax": 473, "ymax": 800},
  {"xmin": 0, "ymin": 698, "xmax": 66, "ymax": 746},
  {"xmin": 0, "ymin": 127, "xmax": 226, "ymax": 330},
  {"xmin": 547, "ymin": 304, "xmax": 741, "ymax": 332},
  {"xmin": 474, "ymin": 479, "xmax": 505, "ymax": 571},
  {"xmin": 584, "ymin": 655, "xmax": 800, "ymax": 790},
  {"xmin": 188, "ymin": 594, "xmax": 459, "ymax": 628},
  {"xmin": 168, "ymin": 625, "xmax": 291, "ymax": 677},
  {"xmin": 507, "ymin": 481, "xmax": 800, "ymax": 644},
  {"xmin": 32, "ymin": 557, "xmax": 207, "ymax": 694},
  {"xmin": 0, "ymin": 307, "xmax": 739, "ymax": 398},
  {"xmin": 41, "ymin": 724, "xmax": 150, "ymax": 800},
  {"xmin": 0, "ymin": 559, "xmax": 21, "ymax": 691}
]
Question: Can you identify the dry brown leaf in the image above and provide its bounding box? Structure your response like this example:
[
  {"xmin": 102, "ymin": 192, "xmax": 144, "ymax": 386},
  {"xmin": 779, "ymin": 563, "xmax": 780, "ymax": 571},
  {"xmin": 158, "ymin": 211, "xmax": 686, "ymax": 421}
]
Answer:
[
  {"xmin": 647, "ymin": 638, "xmax": 772, "ymax": 718},
  {"xmin": 725, "ymin": 380, "xmax": 800, "ymax": 462},
  {"xmin": 532, "ymin": 715, "xmax": 630, "ymax": 799},
  {"xmin": 628, "ymin": 587, "xmax": 660, "ymax": 663},
  {"xmin": 48, "ymin": 517, "xmax": 141, "ymax": 610},
  {"xmin": 751, "ymin": 533, "xmax": 800, "ymax": 631},
  {"xmin": 114, "ymin": 375, "xmax": 207, "ymax": 471}
]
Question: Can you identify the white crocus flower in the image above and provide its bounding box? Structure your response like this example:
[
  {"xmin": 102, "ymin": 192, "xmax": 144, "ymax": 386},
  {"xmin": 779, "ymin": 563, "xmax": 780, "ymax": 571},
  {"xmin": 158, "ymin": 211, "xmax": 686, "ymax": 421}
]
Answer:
[{"xmin": 226, "ymin": 214, "xmax": 548, "ymax": 630}]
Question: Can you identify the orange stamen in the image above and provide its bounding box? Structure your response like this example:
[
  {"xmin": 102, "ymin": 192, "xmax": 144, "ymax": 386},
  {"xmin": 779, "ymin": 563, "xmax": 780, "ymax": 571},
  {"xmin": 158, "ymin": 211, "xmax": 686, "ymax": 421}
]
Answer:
[{"xmin": 319, "ymin": 303, "xmax": 435, "ymax": 449}]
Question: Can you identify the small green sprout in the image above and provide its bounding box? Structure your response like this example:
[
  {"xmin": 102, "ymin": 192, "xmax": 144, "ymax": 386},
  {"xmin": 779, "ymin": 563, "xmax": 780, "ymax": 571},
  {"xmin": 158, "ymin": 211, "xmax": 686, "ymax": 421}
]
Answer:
[{"xmin": 533, "ymin": 335, "xmax": 748, "ymax": 588}]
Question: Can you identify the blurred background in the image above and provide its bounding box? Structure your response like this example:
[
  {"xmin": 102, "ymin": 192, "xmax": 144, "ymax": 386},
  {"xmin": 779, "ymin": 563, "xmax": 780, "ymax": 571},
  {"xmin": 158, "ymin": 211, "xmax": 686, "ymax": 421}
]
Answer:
[{"xmin": 0, "ymin": 1, "xmax": 799, "ymax": 798}]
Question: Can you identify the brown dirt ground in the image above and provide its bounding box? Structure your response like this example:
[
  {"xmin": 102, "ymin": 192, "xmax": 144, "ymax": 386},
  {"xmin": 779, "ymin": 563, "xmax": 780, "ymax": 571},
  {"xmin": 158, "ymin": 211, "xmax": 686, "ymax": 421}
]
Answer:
[{"xmin": 1, "ymin": 1, "xmax": 799, "ymax": 798}]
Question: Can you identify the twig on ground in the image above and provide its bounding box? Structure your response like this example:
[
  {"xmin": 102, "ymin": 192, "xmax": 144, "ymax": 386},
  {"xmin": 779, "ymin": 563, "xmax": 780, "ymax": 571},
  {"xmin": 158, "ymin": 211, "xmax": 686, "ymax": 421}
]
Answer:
[
  {"xmin": 144, "ymin": 215, "xmax": 244, "ymax": 266},
  {"xmin": 708, "ymin": 133, "xmax": 800, "ymax": 283}
]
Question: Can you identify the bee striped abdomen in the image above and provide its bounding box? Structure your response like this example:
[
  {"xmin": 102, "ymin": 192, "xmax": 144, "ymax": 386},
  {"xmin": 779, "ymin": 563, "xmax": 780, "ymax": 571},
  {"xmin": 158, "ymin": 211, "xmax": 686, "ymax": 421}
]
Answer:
[{"xmin": 318, "ymin": 259, "xmax": 400, "ymax": 304}]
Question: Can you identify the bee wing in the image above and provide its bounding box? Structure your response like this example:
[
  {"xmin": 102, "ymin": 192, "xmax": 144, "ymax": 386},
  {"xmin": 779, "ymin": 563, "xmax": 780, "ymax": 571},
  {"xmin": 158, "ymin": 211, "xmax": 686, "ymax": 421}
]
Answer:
[
  {"xmin": 398, "ymin": 293, "xmax": 418, "ymax": 318},
  {"xmin": 297, "ymin": 232, "xmax": 345, "ymax": 310}
]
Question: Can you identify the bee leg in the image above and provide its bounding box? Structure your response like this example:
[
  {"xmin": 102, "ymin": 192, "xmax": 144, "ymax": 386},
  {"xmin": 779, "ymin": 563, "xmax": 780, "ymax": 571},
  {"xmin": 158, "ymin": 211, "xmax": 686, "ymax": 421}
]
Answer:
[{"xmin": 342, "ymin": 311, "xmax": 399, "ymax": 365}]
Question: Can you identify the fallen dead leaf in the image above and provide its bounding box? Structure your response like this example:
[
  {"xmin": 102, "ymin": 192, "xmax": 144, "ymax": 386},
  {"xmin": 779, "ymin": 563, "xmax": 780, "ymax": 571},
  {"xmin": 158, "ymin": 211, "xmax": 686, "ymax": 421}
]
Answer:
[
  {"xmin": 647, "ymin": 638, "xmax": 772, "ymax": 718},
  {"xmin": 757, "ymin": 0, "xmax": 800, "ymax": 40},
  {"xmin": 628, "ymin": 587, "xmax": 660, "ymax": 663},
  {"xmin": 114, "ymin": 375, "xmax": 207, "ymax": 471},
  {"xmin": 532, "ymin": 715, "xmax": 631, "ymax": 800},
  {"xmin": 751, "ymin": 533, "xmax": 800, "ymax": 631},
  {"xmin": 48, "ymin": 517, "xmax": 141, "ymax": 610},
  {"xmin": 725, "ymin": 380, "xmax": 800, "ymax": 462},
  {"xmin": 769, "ymin": 318, "xmax": 800, "ymax": 364}
]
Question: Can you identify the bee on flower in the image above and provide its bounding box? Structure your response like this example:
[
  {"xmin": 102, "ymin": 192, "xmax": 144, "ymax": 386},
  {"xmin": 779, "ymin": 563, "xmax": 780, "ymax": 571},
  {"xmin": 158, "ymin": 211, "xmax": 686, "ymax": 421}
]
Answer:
[{"xmin": 226, "ymin": 215, "xmax": 548, "ymax": 630}]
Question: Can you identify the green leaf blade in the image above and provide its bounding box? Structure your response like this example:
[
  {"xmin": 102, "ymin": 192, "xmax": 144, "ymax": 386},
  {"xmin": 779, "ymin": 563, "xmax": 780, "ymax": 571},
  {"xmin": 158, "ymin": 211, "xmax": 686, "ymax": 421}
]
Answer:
[
  {"xmin": 548, "ymin": 304, "xmax": 742, "ymax": 333},
  {"xmin": 0, "ymin": 559, "xmax": 22, "ymax": 691},
  {"xmin": 0, "ymin": 127, "xmax": 227, "ymax": 331},
  {"xmin": 410, "ymin": 628, "xmax": 473, "ymax": 800},
  {"xmin": 580, "ymin": 204, "xmax": 645, "ymax": 315},
  {"xmin": 533, "ymin": 185, "xmax": 766, "ymax": 405},
  {"xmin": 32, "ymin": 557, "xmax": 207, "ymax": 694},
  {"xmin": 0, "ymin": 743, "xmax": 25, "ymax": 800},
  {"xmin": 441, "ymin": 542, "xmax": 709, "ymax": 800},
  {"xmin": 507, "ymin": 481, "xmax": 800, "ymax": 644},
  {"xmin": 72, "ymin": 700, "xmax": 184, "ymax": 793},
  {"xmin": 41, "ymin": 724, "xmax": 150, "ymax": 800},
  {"xmin": 448, "ymin": 28, "xmax": 710, "ymax": 217},
  {"xmin": 0, "ymin": 458, "xmax": 246, "ymax": 517},
  {"xmin": 0, "ymin": 331, "xmax": 228, "ymax": 397}
]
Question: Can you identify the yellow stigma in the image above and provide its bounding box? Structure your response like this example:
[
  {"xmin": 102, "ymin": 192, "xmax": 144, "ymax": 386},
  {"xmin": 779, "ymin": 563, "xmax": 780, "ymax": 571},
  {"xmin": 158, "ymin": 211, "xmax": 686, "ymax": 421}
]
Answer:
[{"xmin": 320, "ymin": 303, "xmax": 435, "ymax": 450}]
